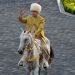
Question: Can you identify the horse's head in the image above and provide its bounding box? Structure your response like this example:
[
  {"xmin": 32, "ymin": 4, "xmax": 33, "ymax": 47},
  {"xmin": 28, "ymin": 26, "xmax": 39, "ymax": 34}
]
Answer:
[
  {"xmin": 18, "ymin": 30, "xmax": 41, "ymax": 67},
  {"xmin": 18, "ymin": 30, "xmax": 33, "ymax": 55}
]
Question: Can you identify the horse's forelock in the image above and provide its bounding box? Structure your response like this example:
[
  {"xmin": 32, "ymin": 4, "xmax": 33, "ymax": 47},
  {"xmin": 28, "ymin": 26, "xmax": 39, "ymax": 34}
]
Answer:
[{"xmin": 20, "ymin": 31, "xmax": 33, "ymax": 43}]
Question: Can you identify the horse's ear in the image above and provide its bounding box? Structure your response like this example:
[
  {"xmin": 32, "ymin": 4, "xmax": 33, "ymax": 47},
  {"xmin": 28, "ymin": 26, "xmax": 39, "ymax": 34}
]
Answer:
[
  {"xmin": 24, "ymin": 30, "xmax": 26, "ymax": 33},
  {"xmin": 29, "ymin": 30, "xmax": 31, "ymax": 33},
  {"xmin": 28, "ymin": 30, "xmax": 31, "ymax": 33},
  {"xmin": 28, "ymin": 30, "xmax": 34, "ymax": 34}
]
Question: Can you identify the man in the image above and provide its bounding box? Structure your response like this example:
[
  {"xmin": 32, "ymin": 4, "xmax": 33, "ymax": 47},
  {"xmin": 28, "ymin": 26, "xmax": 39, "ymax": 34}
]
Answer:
[{"xmin": 18, "ymin": 3, "xmax": 50, "ymax": 68}]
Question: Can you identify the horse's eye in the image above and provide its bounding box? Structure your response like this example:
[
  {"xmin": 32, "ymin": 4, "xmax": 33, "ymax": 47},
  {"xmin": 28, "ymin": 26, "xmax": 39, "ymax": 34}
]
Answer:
[
  {"xmin": 24, "ymin": 30, "xmax": 26, "ymax": 33},
  {"xmin": 24, "ymin": 39, "xmax": 28, "ymax": 42}
]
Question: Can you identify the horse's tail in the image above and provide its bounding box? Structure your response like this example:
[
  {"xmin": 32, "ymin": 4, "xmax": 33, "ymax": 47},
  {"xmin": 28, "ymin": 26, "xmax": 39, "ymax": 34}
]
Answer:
[
  {"xmin": 50, "ymin": 45, "xmax": 54, "ymax": 59},
  {"xmin": 48, "ymin": 45, "xmax": 54, "ymax": 64}
]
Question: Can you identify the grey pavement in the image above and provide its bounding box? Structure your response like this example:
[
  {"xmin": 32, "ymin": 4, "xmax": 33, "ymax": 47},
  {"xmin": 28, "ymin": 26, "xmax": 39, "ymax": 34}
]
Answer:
[{"xmin": 0, "ymin": 0, "xmax": 75, "ymax": 75}]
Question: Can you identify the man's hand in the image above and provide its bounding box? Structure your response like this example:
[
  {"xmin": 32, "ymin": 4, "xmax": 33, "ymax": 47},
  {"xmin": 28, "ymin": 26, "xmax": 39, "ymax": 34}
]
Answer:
[{"xmin": 19, "ymin": 8, "xmax": 25, "ymax": 17}]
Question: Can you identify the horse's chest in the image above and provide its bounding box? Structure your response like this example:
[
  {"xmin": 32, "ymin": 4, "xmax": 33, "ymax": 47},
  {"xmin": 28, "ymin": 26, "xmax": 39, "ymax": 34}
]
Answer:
[
  {"xmin": 27, "ymin": 50, "xmax": 33, "ymax": 59},
  {"xmin": 28, "ymin": 62, "xmax": 36, "ymax": 70}
]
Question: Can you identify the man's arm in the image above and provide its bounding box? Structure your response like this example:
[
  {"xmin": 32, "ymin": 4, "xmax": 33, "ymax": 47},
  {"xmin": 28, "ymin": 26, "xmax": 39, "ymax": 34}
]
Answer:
[
  {"xmin": 18, "ymin": 16, "xmax": 27, "ymax": 24},
  {"xmin": 18, "ymin": 8, "xmax": 27, "ymax": 24}
]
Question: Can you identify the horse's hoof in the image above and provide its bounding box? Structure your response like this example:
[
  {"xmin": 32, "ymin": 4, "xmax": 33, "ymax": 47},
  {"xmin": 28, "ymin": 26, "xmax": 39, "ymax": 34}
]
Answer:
[
  {"xmin": 43, "ymin": 63, "xmax": 49, "ymax": 70},
  {"xmin": 43, "ymin": 66, "xmax": 47, "ymax": 70},
  {"xmin": 18, "ymin": 61, "xmax": 24, "ymax": 66},
  {"xmin": 19, "ymin": 64, "xmax": 23, "ymax": 66}
]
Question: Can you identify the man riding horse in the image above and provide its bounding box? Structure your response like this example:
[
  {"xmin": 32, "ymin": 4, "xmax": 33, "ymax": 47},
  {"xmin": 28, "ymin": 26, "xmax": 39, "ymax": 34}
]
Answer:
[{"xmin": 18, "ymin": 3, "xmax": 53, "ymax": 68}]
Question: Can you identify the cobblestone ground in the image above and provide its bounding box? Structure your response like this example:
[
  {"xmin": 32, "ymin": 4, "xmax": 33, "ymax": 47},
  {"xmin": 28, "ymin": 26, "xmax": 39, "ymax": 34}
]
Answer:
[{"xmin": 0, "ymin": 0, "xmax": 75, "ymax": 75}]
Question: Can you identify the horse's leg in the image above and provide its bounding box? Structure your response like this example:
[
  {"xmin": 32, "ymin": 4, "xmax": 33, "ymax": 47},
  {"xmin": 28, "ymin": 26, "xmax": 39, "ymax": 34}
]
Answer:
[
  {"xmin": 45, "ymin": 38, "xmax": 50, "ymax": 54},
  {"xmin": 46, "ymin": 38, "xmax": 54, "ymax": 63},
  {"xmin": 18, "ymin": 53, "xmax": 26, "ymax": 66},
  {"xmin": 39, "ymin": 60, "xmax": 41, "ymax": 75},
  {"xmin": 41, "ymin": 44, "xmax": 50, "ymax": 69},
  {"xmin": 44, "ymin": 68, "xmax": 48, "ymax": 75},
  {"xmin": 43, "ymin": 39, "xmax": 51, "ymax": 68},
  {"xmin": 43, "ymin": 55, "xmax": 49, "ymax": 69},
  {"xmin": 38, "ymin": 68, "xmax": 41, "ymax": 75},
  {"xmin": 27, "ymin": 70, "xmax": 32, "ymax": 75},
  {"xmin": 33, "ymin": 67, "xmax": 39, "ymax": 75},
  {"xmin": 18, "ymin": 59, "xmax": 24, "ymax": 66},
  {"xmin": 33, "ymin": 60, "xmax": 39, "ymax": 75},
  {"xmin": 29, "ymin": 71, "xmax": 32, "ymax": 75}
]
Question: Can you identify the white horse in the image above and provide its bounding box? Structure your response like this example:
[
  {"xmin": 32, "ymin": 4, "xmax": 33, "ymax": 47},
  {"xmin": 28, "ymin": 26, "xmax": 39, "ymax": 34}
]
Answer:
[{"xmin": 18, "ymin": 30, "xmax": 54, "ymax": 75}]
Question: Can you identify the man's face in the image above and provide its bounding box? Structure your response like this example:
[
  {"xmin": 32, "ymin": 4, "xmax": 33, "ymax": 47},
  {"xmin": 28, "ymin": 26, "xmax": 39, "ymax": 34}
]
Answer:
[{"xmin": 31, "ymin": 11, "xmax": 39, "ymax": 17}]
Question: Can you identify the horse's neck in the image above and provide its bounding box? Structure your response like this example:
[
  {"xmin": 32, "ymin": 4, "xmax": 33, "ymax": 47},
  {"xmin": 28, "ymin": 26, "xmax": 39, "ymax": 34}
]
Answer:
[
  {"xmin": 28, "ymin": 37, "xmax": 39, "ymax": 54},
  {"xmin": 27, "ymin": 43, "xmax": 34, "ymax": 50}
]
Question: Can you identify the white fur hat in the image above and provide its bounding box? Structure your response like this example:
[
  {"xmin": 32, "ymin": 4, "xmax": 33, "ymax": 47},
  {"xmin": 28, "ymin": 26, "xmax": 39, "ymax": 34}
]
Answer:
[{"xmin": 30, "ymin": 3, "xmax": 42, "ymax": 13}]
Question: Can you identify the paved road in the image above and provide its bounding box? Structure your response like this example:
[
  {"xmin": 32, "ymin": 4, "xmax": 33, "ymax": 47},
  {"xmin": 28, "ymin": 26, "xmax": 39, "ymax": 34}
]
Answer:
[{"xmin": 0, "ymin": 0, "xmax": 75, "ymax": 75}]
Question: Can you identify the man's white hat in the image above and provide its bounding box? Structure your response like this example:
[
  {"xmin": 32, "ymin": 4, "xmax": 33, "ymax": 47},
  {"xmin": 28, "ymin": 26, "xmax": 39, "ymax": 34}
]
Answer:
[{"xmin": 30, "ymin": 3, "xmax": 42, "ymax": 13}]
